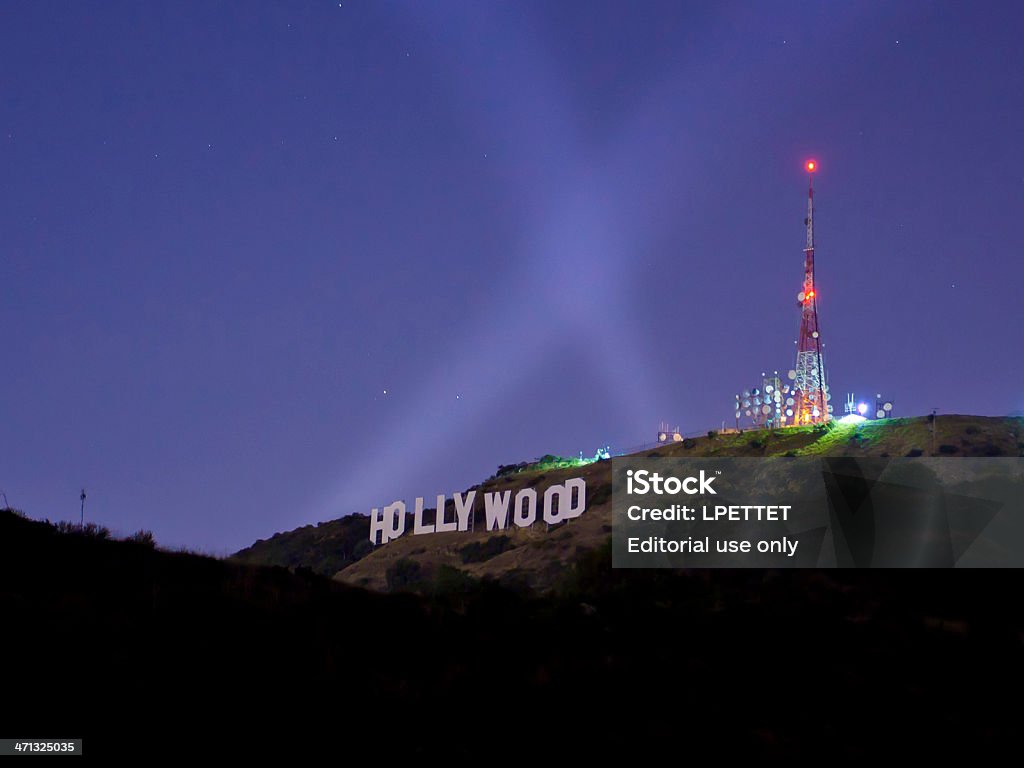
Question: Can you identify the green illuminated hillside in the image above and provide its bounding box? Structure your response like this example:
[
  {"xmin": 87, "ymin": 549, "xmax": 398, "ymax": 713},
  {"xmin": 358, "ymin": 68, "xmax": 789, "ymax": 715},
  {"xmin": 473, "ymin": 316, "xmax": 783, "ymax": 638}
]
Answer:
[{"xmin": 234, "ymin": 415, "xmax": 1024, "ymax": 592}]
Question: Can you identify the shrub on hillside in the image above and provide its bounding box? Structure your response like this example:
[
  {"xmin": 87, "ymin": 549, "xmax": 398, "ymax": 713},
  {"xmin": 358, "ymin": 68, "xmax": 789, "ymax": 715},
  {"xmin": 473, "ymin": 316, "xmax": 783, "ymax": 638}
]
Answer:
[
  {"xmin": 55, "ymin": 521, "xmax": 111, "ymax": 539},
  {"xmin": 432, "ymin": 565, "xmax": 478, "ymax": 595},
  {"xmin": 352, "ymin": 539, "xmax": 373, "ymax": 560},
  {"xmin": 128, "ymin": 529, "xmax": 156, "ymax": 548},
  {"xmin": 385, "ymin": 558, "xmax": 425, "ymax": 592},
  {"xmin": 460, "ymin": 535, "xmax": 513, "ymax": 564}
]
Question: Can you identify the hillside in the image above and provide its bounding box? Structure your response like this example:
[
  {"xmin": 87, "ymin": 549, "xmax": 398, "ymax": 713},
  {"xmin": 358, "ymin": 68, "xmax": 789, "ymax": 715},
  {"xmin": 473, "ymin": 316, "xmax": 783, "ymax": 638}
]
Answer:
[
  {"xmin": 234, "ymin": 415, "xmax": 1024, "ymax": 591},
  {"xmin": 232, "ymin": 510, "xmax": 373, "ymax": 575},
  {"xmin": 5, "ymin": 503, "xmax": 1024, "ymax": 758}
]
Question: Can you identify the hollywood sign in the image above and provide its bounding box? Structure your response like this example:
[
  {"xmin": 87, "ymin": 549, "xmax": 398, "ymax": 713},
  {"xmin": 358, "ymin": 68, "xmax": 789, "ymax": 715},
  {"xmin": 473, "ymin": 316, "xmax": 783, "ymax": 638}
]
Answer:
[{"xmin": 370, "ymin": 478, "xmax": 587, "ymax": 545}]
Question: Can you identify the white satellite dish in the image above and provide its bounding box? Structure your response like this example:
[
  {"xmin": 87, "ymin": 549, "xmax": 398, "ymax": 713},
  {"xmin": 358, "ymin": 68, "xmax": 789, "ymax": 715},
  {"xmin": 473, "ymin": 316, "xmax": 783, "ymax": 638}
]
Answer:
[
  {"xmin": 812, "ymin": 331, "xmax": 819, "ymax": 338},
  {"xmin": 659, "ymin": 433, "xmax": 667, "ymax": 442},
  {"xmin": 745, "ymin": 409, "xmax": 752, "ymax": 417},
  {"xmin": 742, "ymin": 390, "xmax": 750, "ymax": 398},
  {"xmin": 762, "ymin": 405, "xmax": 772, "ymax": 415},
  {"xmin": 786, "ymin": 397, "xmax": 795, "ymax": 406},
  {"xmin": 876, "ymin": 410, "xmax": 885, "ymax": 419},
  {"xmin": 787, "ymin": 370, "xmax": 797, "ymax": 380},
  {"xmin": 742, "ymin": 399, "xmax": 751, "ymax": 408},
  {"xmin": 765, "ymin": 385, "xmax": 774, "ymax": 393},
  {"xmin": 812, "ymin": 408, "xmax": 820, "ymax": 417},
  {"xmin": 884, "ymin": 402, "xmax": 893, "ymax": 411},
  {"xmin": 785, "ymin": 408, "xmax": 794, "ymax": 416},
  {"xmin": 797, "ymin": 291, "xmax": 805, "ymax": 302},
  {"xmin": 672, "ymin": 433, "xmax": 683, "ymax": 442}
]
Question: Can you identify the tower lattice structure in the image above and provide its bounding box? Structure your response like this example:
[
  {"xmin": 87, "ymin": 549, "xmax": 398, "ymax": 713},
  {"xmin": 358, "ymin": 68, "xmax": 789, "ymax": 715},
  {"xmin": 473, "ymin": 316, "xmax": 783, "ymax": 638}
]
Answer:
[{"xmin": 791, "ymin": 161, "xmax": 830, "ymax": 425}]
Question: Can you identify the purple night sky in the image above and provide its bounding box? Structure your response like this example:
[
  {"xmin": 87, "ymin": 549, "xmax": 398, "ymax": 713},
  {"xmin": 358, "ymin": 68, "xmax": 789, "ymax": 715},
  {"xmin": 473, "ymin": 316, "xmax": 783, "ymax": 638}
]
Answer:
[{"xmin": 2, "ymin": 1, "xmax": 1022, "ymax": 553}]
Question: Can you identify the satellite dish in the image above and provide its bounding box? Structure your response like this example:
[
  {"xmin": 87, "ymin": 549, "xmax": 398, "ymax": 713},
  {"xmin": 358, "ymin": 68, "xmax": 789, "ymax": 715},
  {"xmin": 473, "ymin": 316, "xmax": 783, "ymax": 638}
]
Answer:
[
  {"xmin": 742, "ymin": 390, "xmax": 750, "ymax": 398},
  {"xmin": 797, "ymin": 291, "xmax": 805, "ymax": 302},
  {"xmin": 827, "ymin": 405, "xmax": 833, "ymax": 412},
  {"xmin": 812, "ymin": 408, "xmax": 820, "ymax": 417},
  {"xmin": 876, "ymin": 410, "xmax": 886, "ymax": 419},
  {"xmin": 884, "ymin": 402, "xmax": 893, "ymax": 411},
  {"xmin": 752, "ymin": 388, "xmax": 760, "ymax": 396},
  {"xmin": 745, "ymin": 409, "xmax": 752, "ymax": 417},
  {"xmin": 825, "ymin": 392, "xmax": 832, "ymax": 400},
  {"xmin": 786, "ymin": 397, "xmax": 795, "ymax": 406},
  {"xmin": 785, "ymin": 408, "xmax": 793, "ymax": 417},
  {"xmin": 672, "ymin": 433, "xmax": 683, "ymax": 442},
  {"xmin": 765, "ymin": 385, "xmax": 774, "ymax": 393},
  {"xmin": 787, "ymin": 370, "xmax": 797, "ymax": 380},
  {"xmin": 735, "ymin": 394, "xmax": 740, "ymax": 400},
  {"xmin": 762, "ymin": 405, "xmax": 772, "ymax": 415},
  {"xmin": 782, "ymin": 385, "xmax": 790, "ymax": 394},
  {"xmin": 742, "ymin": 399, "xmax": 751, "ymax": 408},
  {"xmin": 658, "ymin": 433, "xmax": 667, "ymax": 442},
  {"xmin": 753, "ymin": 397, "xmax": 761, "ymax": 406},
  {"xmin": 812, "ymin": 331, "xmax": 819, "ymax": 338}
]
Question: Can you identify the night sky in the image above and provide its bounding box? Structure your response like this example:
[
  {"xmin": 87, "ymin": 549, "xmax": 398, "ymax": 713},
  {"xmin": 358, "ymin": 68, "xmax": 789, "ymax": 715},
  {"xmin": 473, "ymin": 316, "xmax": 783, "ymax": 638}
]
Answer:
[{"xmin": 2, "ymin": 1, "xmax": 1022, "ymax": 553}]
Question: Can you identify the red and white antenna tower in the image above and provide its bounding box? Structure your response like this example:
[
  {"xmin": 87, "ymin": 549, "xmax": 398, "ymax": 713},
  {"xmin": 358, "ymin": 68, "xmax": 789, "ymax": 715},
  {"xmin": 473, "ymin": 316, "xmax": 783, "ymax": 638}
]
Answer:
[{"xmin": 789, "ymin": 160, "xmax": 831, "ymax": 425}]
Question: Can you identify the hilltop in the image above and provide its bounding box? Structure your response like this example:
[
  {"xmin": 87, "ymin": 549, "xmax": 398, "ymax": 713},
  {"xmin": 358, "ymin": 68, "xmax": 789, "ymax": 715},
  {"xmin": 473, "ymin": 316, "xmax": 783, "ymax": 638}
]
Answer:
[
  {"xmin": 234, "ymin": 415, "xmax": 1024, "ymax": 592},
  {"xmin": 5, "ymin": 415, "xmax": 1024, "ymax": 757}
]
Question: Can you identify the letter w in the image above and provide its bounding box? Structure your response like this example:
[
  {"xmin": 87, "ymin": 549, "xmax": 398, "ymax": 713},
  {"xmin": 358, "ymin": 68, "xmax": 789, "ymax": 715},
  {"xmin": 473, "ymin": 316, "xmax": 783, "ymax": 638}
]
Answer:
[{"xmin": 484, "ymin": 491, "xmax": 512, "ymax": 531}]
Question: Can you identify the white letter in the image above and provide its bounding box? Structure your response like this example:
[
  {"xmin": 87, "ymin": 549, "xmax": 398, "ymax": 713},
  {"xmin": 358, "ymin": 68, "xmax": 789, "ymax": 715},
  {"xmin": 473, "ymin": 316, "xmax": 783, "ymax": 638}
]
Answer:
[
  {"xmin": 484, "ymin": 491, "xmax": 511, "ymax": 531},
  {"xmin": 454, "ymin": 490, "xmax": 476, "ymax": 532},
  {"xmin": 543, "ymin": 483, "xmax": 568, "ymax": 524},
  {"xmin": 435, "ymin": 494, "xmax": 457, "ymax": 533},
  {"xmin": 369, "ymin": 507, "xmax": 384, "ymax": 545},
  {"xmin": 513, "ymin": 488, "xmax": 537, "ymax": 527},
  {"xmin": 413, "ymin": 497, "xmax": 434, "ymax": 535},
  {"xmin": 563, "ymin": 478, "xmax": 586, "ymax": 519},
  {"xmin": 383, "ymin": 501, "xmax": 406, "ymax": 543}
]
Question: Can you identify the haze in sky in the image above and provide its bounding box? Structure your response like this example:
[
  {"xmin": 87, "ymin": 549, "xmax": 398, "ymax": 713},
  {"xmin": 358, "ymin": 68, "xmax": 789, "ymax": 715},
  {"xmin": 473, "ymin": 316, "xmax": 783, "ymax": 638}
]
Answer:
[{"xmin": 2, "ymin": 1, "xmax": 1022, "ymax": 552}]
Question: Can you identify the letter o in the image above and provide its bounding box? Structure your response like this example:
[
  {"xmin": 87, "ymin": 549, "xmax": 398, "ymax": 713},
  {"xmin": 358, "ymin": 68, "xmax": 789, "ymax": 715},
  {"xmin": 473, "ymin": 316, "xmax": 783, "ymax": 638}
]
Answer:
[{"xmin": 513, "ymin": 488, "xmax": 537, "ymax": 527}]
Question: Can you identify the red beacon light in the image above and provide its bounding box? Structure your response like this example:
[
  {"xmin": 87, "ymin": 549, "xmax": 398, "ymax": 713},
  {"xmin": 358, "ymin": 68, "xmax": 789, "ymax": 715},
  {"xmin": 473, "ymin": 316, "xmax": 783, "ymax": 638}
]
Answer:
[{"xmin": 805, "ymin": 160, "xmax": 817, "ymax": 173}]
